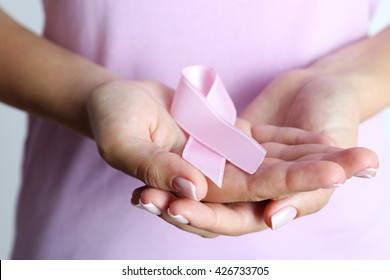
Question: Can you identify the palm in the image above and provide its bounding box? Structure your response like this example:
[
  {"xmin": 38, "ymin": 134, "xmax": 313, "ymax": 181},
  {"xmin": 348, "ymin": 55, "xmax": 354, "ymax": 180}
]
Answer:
[{"xmin": 242, "ymin": 71, "xmax": 360, "ymax": 147}]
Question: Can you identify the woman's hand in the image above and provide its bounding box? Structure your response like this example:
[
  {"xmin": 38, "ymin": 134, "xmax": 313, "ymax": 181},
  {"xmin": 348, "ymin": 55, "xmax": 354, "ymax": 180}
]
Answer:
[
  {"xmin": 242, "ymin": 69, "xmax": 362, "ymax": 147},
  {"xmin": 87, "ymin": 79, "xmax": 210, "ymax": 200},
  {"xmin": 130, "ymin": 127, "xmax": 377, "ymax": 238},
  {"xmin": 126, "ymin": 72, "xmax": 377, "ymax": 237},
  {"xmin": 241, "ymin": 69, "xmax": 379, "ymax": 223},
  {"xmin": 88, "ymin": 79, "xmax": 377, "ymax": 205},
  {"xmin": 235, "ymin": 25, "xmax": 390, "ymax": 230}
]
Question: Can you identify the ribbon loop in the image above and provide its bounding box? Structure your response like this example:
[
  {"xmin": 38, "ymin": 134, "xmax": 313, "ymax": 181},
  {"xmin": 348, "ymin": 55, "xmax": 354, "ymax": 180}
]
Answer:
[{"xmin": 171, "ymin": 66, "xmax": 266, "ymax": 187}]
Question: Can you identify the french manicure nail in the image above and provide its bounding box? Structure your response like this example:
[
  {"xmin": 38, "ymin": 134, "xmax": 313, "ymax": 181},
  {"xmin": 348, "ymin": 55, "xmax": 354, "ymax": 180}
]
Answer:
[
  {"xmin": 132, "ymin": 202, "xmax": 144, "ymax": 209},
  {"xmin": 139, "ymin": 200, "xmax": 161, "ymax": 215},
  {"xmin": 173, "ymin": 177, "xmax": 199, "ymax": 201},
  {"xmin": 354, "ymin": 168, "xmax": 377, "ymax": 178},
  {"xmin": 271, "ymin": 206, "xmax": 297, "ymax": 230},
  {"xmin": 322, "ymin": 183, "xmax": 343, "ymax": 189},
  {"xmin": 167, "ymin": 208, "xmax": 189, "ymax": 224}
]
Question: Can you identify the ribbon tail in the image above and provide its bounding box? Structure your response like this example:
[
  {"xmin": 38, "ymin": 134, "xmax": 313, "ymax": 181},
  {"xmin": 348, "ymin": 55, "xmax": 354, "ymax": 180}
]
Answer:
[{"xmin": 183, "ymin": 137, "xmax": 225, "ymax": 188}]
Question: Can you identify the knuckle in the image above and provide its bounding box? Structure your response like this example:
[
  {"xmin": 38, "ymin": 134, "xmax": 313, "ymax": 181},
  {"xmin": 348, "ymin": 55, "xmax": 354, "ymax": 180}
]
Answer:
[
  {"xmin": 284, "ymin": 169, "xmax": 296, "ymax": 193},
  {"xmin": 136, "ymin": 149, "xmax": 166, "ymax": 188},
  {"xmin": 246, "ymin": 173, "xmax": 266, "ymax": 202},
  {"xmin": 96, "ymin": 137, "xmax": 119, "ymax": 168},
  {"xmin": 316, "ymin": 134, "xmax": 337, "ymax": 146}
]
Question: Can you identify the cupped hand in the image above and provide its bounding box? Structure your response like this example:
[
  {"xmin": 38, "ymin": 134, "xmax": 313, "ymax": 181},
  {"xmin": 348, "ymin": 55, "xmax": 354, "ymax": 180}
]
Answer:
[
  {"xmin": 88, "ymin": 79, "xmax": 376, "ymax": 205},
  {"xmin": 131, "ymin": 128, "xmax": 377, "ymax": 237},
  {"xmin": 241, "ymin": 69, "xmax": 379, "ymax": 227},
  {"xmin": 242, "ymin": 69, "xmax": 362, "ymax": 147},
  {"xmin": 128, "ymin": 70, "xmax": 378, "ymax": 237}
]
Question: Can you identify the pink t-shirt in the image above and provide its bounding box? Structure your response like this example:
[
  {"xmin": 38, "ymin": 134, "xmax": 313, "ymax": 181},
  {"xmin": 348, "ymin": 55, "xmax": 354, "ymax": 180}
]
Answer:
[{"xmin": 12, "ymin": 0, "xmax": 390, "ymax": 259}]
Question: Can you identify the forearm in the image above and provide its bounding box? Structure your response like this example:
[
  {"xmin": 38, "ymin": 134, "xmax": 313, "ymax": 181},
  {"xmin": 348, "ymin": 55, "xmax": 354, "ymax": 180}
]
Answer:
[
  {"xmin": 0, "ymin": 9, "xmax": 118, "ymax": 137},
  {"xmin": 312, "ymin": 26, "xmax": 390, "ymax": 121}
]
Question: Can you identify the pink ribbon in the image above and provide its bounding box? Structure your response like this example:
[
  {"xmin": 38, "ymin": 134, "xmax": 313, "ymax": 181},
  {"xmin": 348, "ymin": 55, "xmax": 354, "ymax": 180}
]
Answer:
[{"xmin": 171, "ymin": 66, "xmax": 266, "ymax": 187}]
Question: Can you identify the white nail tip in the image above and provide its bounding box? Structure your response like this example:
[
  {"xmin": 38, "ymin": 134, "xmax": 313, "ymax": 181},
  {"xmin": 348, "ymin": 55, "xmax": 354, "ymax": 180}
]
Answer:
[
  {"xmin": 354, "ymin": 168, "xmax": 377, "ymax": 178},
  {"xmin": 322, "ymin": 183, "xmax": 343, "ymax": 189},
  {"xmin": 133, "ymin": 202, "xmax": 144, "ymax": 209},
  {"xmin": 271, "ymin": 206, "xmax": 297, "ymax": 230},
  {"xmin": 167, "ymin": 208, "xmax": 189, "ymax": 224},
  {"xmin": 139, "ymin": 200, "xmax": 161, "ymax": 215}
]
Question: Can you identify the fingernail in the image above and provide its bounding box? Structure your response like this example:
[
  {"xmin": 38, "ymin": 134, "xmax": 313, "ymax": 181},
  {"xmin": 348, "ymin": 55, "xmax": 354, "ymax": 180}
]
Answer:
[
  {"xmin": 167, "ymin": 208, "xmax": 189, "ymax": 224},
  {"xmin": 139, "ymin": 200, "xmax": 161, "ymax": 215},
  {"xmin": 271, "ymin": 206, "xmax": 297, "ymax": 230},
  {"xmin": 173, "ymin": 177, "xmax": 199, "ymax": 201},
  {"xmin": 354, "ymin": 168, "xmax": 377, "ymax": 178},
  {"xmin": 322, "ymin": 183, "xmax": 343, "ymax": 189},
  {"xmin": 132, "ymin": 201, "xmax": 144, "ymax": 209}
]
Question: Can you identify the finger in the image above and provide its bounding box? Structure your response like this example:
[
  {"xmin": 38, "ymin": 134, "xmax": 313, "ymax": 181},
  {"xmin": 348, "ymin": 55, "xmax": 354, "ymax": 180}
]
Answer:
[
  {"xmin": 132, "ymin": 187, "xmax": 219, "ymax": 238},
  {"xmin": 262, "ymin": 142, "xmax": 378, "ymax": 178},
  {"xmin": 204, "ymin": 159, "xmax": 346, "ymax": 203},
  {"xmin": 295, "ymin": 147, "xmax": 379, "ymax": 178},
  {"xmin": 205, "ymin": 143, "xmax": 377, "ymax": 203},
  {"xmin": 162, "ymin": 209, "xmax": 220, "ymax": 238},
  {"xmin": 130, "ymin": 186, "xmax": 149, "ymax": 206},
  {"xmin": 105, "ymin": 136, "xmax": 208, "ymax": 200},
  {"xmin": 252, "ymin": 125, "xmax": 336, "ymax": 146},
  {"xmin": 133, "ymin": 187, "xmax": 268, "ymax": 236},
  {"xmin": 167, "ymin": 199, "xmax": 268, "ymax": 236},
  {"xmin": 235, "ymin": 118, "xmax": 252, "ymax": 136},
  {"xmin": 134, "ymin": 186, "xmax": 177, "ymax": 214},
  {"xmin": 262, "ymin": 142, "xmax": 343, "ymax": 161},
  {"xmin": 263, "ymin": 189, "xmax": 334, "ymax": 230},
  {"xmin": 249, "ymin": 160, "xmax": 344, "ymax": 199}
]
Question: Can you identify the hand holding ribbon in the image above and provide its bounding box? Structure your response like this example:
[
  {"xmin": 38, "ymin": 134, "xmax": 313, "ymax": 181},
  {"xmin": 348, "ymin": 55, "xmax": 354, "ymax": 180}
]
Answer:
[
  {"xmin": 88, "ymin": 68, "xmax": 377, "ymax": 209},
  {"xmin": 131, "ymin": 66, "xmax": 378, "ymax": 238}
]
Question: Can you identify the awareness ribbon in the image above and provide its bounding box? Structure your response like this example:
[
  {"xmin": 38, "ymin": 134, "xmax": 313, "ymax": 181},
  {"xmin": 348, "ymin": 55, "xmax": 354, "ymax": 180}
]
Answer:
[{"xmin": 171, "ymin": 65, "xmax": 266, "ymax": 187}]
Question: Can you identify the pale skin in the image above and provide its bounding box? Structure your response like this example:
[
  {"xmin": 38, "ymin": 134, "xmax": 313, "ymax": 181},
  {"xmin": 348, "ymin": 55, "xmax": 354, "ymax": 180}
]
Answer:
[
  {"xmin": 134, "ymin": 27, "xmax": 390, "ymax": 236},
  {"xmin": 0, "ymin": 9, "xmax": 387, "ymax": 238}
]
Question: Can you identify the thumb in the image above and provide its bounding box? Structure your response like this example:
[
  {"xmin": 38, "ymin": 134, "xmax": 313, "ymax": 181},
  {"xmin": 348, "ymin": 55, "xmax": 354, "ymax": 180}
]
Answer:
[
  {"xmin": 87, "ymin": 80, "xmax": 208, "ymax": 201},
  {"xmin": 98, "ymin": 135, "xmax": 208, "ymax": 201},
  {"xmin": 131, "ymin": 139, "xmax": 208, "ymax": 201}
]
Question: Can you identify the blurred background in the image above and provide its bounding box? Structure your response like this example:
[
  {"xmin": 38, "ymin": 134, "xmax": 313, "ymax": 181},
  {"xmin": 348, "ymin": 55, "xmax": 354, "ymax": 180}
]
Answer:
[{"xmin": 0, "ymin": 0, "xmax": 390, "ymax": 259}]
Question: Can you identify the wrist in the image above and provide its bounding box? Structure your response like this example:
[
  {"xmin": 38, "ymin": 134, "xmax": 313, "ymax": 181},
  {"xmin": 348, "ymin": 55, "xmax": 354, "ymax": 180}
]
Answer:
[
  {"xmin": 308, "ymin": 33, "xmax": 390, "ymax": 121},
  {"xmin": 72, "ymin": 67, "xmax": 120, "ymax": 138},
  {"xmin": 0, "ymin": 10, "xmax": 121, "ymax": 138},
  {"xmin": 308, "ymin": 59, "xmax": 377, "ymax": 122}
]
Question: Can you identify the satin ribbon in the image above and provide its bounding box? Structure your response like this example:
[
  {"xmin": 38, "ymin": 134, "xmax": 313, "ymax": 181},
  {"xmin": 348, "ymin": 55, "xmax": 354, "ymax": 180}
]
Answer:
[{"xmin": 171, "ymin": 66, "xmax": 266, "ymax": 187}]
